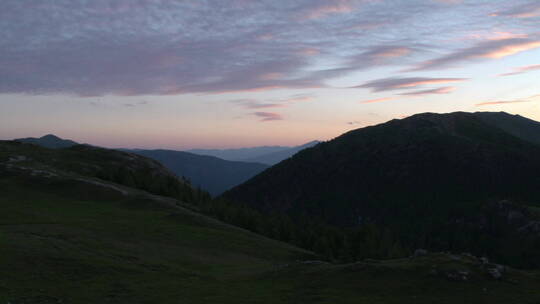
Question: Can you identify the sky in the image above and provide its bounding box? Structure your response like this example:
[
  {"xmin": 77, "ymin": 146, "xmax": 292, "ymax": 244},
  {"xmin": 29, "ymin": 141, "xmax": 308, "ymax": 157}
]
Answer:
[{"xmin": 1, "ymin": 0, "xmax": 539, "ymax": 149}]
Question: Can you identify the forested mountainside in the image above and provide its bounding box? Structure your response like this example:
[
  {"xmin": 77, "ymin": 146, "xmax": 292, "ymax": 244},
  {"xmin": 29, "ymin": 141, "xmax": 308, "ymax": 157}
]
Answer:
[{"xmin": 224, "ymin": 112, "xmax": 540, "ymax": 268}]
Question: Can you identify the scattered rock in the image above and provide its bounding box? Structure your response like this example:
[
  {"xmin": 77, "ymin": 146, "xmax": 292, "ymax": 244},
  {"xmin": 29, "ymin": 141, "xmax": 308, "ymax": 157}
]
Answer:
[
  {"xmin": 30, "ymin": 169, "xmax": 58, "ymax": 178},
  {"xmin": 449, "ymin": 254, "xmax": 461, "ymax": 261},
  {"xmin": 518, "ymin": 221, "xmax": 540, "ymax": 234},
  {"xmin": 413, "ymin": 249, "xmax": 428, "ymax": 257},
  {"xmin": 7, "ymin": 155, "xmax": 28, "ymax": 163},
  {"xmin": 446, "ymin": 270, "xmax": 469, "ymax": 281},
  {"xmin": 487, "ymin": 267, "xmax": 502, "ymax": 279},
  {"xmin": 484, "ymin": 263, "xmax": 505, "ymax": 279}
]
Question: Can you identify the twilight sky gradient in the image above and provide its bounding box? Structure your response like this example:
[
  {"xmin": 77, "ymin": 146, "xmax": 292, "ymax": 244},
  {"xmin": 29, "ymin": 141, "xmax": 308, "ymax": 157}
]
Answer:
[{"xmin": 1, "ymin": 0, "xmax": 539, "ymax": 149}]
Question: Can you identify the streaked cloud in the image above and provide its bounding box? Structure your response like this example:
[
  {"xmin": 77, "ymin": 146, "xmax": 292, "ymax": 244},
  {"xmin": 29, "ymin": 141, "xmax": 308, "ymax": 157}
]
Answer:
[
  {"xmin": 399, "ymin": 86, "xmax": 456, "ymax": 96},
  {"xmin": 253, "ymin": 112, "xmax": 283, "ymax": 121},
  {"xmin": 232, "ymin": 94, "xmax": 315, "ymax": 111},
  {"xmin": 411, "ymin": 38, "xmax": 540, "ymax": 70},
  {"xmin": 433, "ymin": 0, "xmax": 463, "ymax": 4},
  {"xmin": 353, "ymin": 77, "xmax": 466, "ymax": 92},
  {"xmin": 475, "ymin": 100, "xmax": 531, "ymax": 106},
  {"xmin": 498, "ymin": 64, "xmax": 540, "ymax": 76},
  {"xmin": 490, "ymin": 2, "xmax": 540, "ymax": 19},
  {"xmin": 286, "ymin": 95, "xmax": 315, "ymax": 103},
  {"xmin": 244, "ymin": 102, "xmax": 286, "ymax": 109},
  {"xmin": 360, "ymin": 97, "xmax": 395, "ymax": 104},
  {"xmin": 476, "ymin": 94, "xmax": 540, "ymax": 107},
  {"xmin": 298, "ymin": 0, "xmax": 355, "ymax": 20},
  {"xmin": 347, "ymin": 45, "xmax": 415, "ymax": 68}
]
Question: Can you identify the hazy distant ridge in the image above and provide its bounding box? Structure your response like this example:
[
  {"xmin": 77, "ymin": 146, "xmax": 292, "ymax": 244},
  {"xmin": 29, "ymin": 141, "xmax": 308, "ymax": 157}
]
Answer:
[{"xmin": 189, "ymin": 140, "xmax": 320, "ymax": 165}]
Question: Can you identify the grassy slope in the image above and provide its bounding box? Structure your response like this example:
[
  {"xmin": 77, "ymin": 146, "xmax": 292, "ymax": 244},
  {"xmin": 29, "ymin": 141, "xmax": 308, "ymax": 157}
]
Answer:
[
  {"xmin": 264, "ymin": 255, "xmax": 540, "ymax": 304},
  {"xmin": 2, "ymin": 180, "xmax": 538, "ymax": 304},
  {"xmin": 0, "ymin": 177, "xmax": 312, "ymax": 303}
]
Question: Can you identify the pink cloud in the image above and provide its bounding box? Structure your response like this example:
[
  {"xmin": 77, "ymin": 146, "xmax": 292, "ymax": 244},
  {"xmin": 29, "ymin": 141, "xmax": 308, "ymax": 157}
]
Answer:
[
  {"xmin": 475, "ymin": 94, "xmax": 539, "ymax": 107},
  {"xmin": 360, "ymin": 97, "xmax": 395, "ymax": 104},
  {"xmin": 259, "ymin": 73, "xmax": 284, "ymax": 80},
  {"xmin": 349, "ymin": 45, "xmax": 414, "ymax": 68},
  {"xmin": 411, "ymin": 38, "xmax": 540, "ymax": 70},
  {"xmin": 232, "ymin": 94, "xmax": 315, "ymax": 111},
  {"xmin": 253, "ymin": 112, "xmax": 283, "ymax": 121},
  {"xmin": 300, "ymin": 0, "xmax": 354, "ymax": 20},
  {"xmin": 286, "ymin": 95, "xmax": 315, "ymax": 103},
  {"xmin": 491, "ymin": 3, "xmax": 540, "ymax": 18},
  {"xmin": 373, "ymin": 47, "xmax": 411, "ymax": 58},
  {"xmin": 231, "ymin": 99, "xmax": 286, "ymax": 110},
  {"xmin": 298, "ymin": 48, "xmax": 320, "ymax": 56},
  {"xmin": 209, "ymin": 85, "xmax": 287, "ymax": 95},
  {"xmin": 482, "ymin": 41, "xmax": 540, "ymax": 58},
  {"xmin": 498, "ymin": 64, "xmax": 540, "ymax": 76},
  {"xmin": 475, "ymin": 100, "xmax": 530, "ymax": 106},
  {"xmin": 246, "ymin": 103, "xmax": 286, "ymax": 109},
  {"xmin": 399, "ymin": 86, "xmax": 456, "ymax": 96}
]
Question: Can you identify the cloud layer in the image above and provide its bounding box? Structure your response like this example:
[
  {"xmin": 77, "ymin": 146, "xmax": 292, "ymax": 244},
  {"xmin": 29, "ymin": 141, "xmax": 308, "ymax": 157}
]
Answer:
[{"xmin": 0, "ymin": 0, "xmax": 538, "ymax": 97}]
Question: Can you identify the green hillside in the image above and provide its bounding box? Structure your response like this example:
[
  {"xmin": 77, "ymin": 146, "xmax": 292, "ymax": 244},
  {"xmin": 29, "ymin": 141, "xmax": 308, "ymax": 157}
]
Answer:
[
  {"xmin": 0, "ymin": 141, "xmax": 311, "ymax": 303},
  {"xmin": 2, "ymin": 182, "xmax": 539, "ymax": 304}
]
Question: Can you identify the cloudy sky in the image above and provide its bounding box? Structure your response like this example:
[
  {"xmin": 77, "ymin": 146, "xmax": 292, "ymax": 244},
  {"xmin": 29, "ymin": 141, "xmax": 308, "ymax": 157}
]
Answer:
[{"xmin": 1, "ymin": 0, "xmax": 539, "ymax": 149}]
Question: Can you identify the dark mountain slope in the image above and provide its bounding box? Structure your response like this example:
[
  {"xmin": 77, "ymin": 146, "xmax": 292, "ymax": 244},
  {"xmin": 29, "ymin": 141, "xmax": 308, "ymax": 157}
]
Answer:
[
  {"xmin": 225, "ymin": 112, "xmax": 540, "ymax": 222},
  {"xmin": 475, "ymin": 111, "xmax": 540, "ymax": 145},
  {"xmin": 15, "ymin": 134, "xmax": 79, "ymax": 148},
  {"xmin": 223, "ymin": 112, "xmax": 540, "ymax": 266},
  {"xmin": 244, "ymin": 140, "xmax": 321, "ymax": 165},
  {"xmin": 126, "ymin": 149, "xmax": 269, "ymax": 195}
]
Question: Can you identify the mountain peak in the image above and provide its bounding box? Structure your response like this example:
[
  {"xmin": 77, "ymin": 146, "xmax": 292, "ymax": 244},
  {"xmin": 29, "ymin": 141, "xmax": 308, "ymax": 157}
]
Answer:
[
  {"xmin": 41, "ymin": 134, "xmax": 62, "ymax": 140},
  {"xmin": 15, "ymin": 134, "xmax": 79, "ymax": 149}
]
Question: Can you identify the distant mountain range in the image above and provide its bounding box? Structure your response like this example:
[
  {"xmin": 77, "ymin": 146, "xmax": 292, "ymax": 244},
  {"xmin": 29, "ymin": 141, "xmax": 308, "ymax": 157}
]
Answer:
[
  {"xmin": 224, "ymin": 111, "xmax": 540, "ymax": 267},
  {"xmin": 188, "ymin": 146, "xmax": 289, "ymax": 161},
  {"xmin": 189, "ymin": 140, "xmax": 320, "ymax": 165},
  {"xmin": 242, "ymin": 141, "xmax": 320, "ymax": 165},
  {"xmin": 125, "ymin": 149, "xmax": 269, "ymax": 195},
  {"xmin": 15, "ymin": 134, "xmax": 79, "ymax": 148}
]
